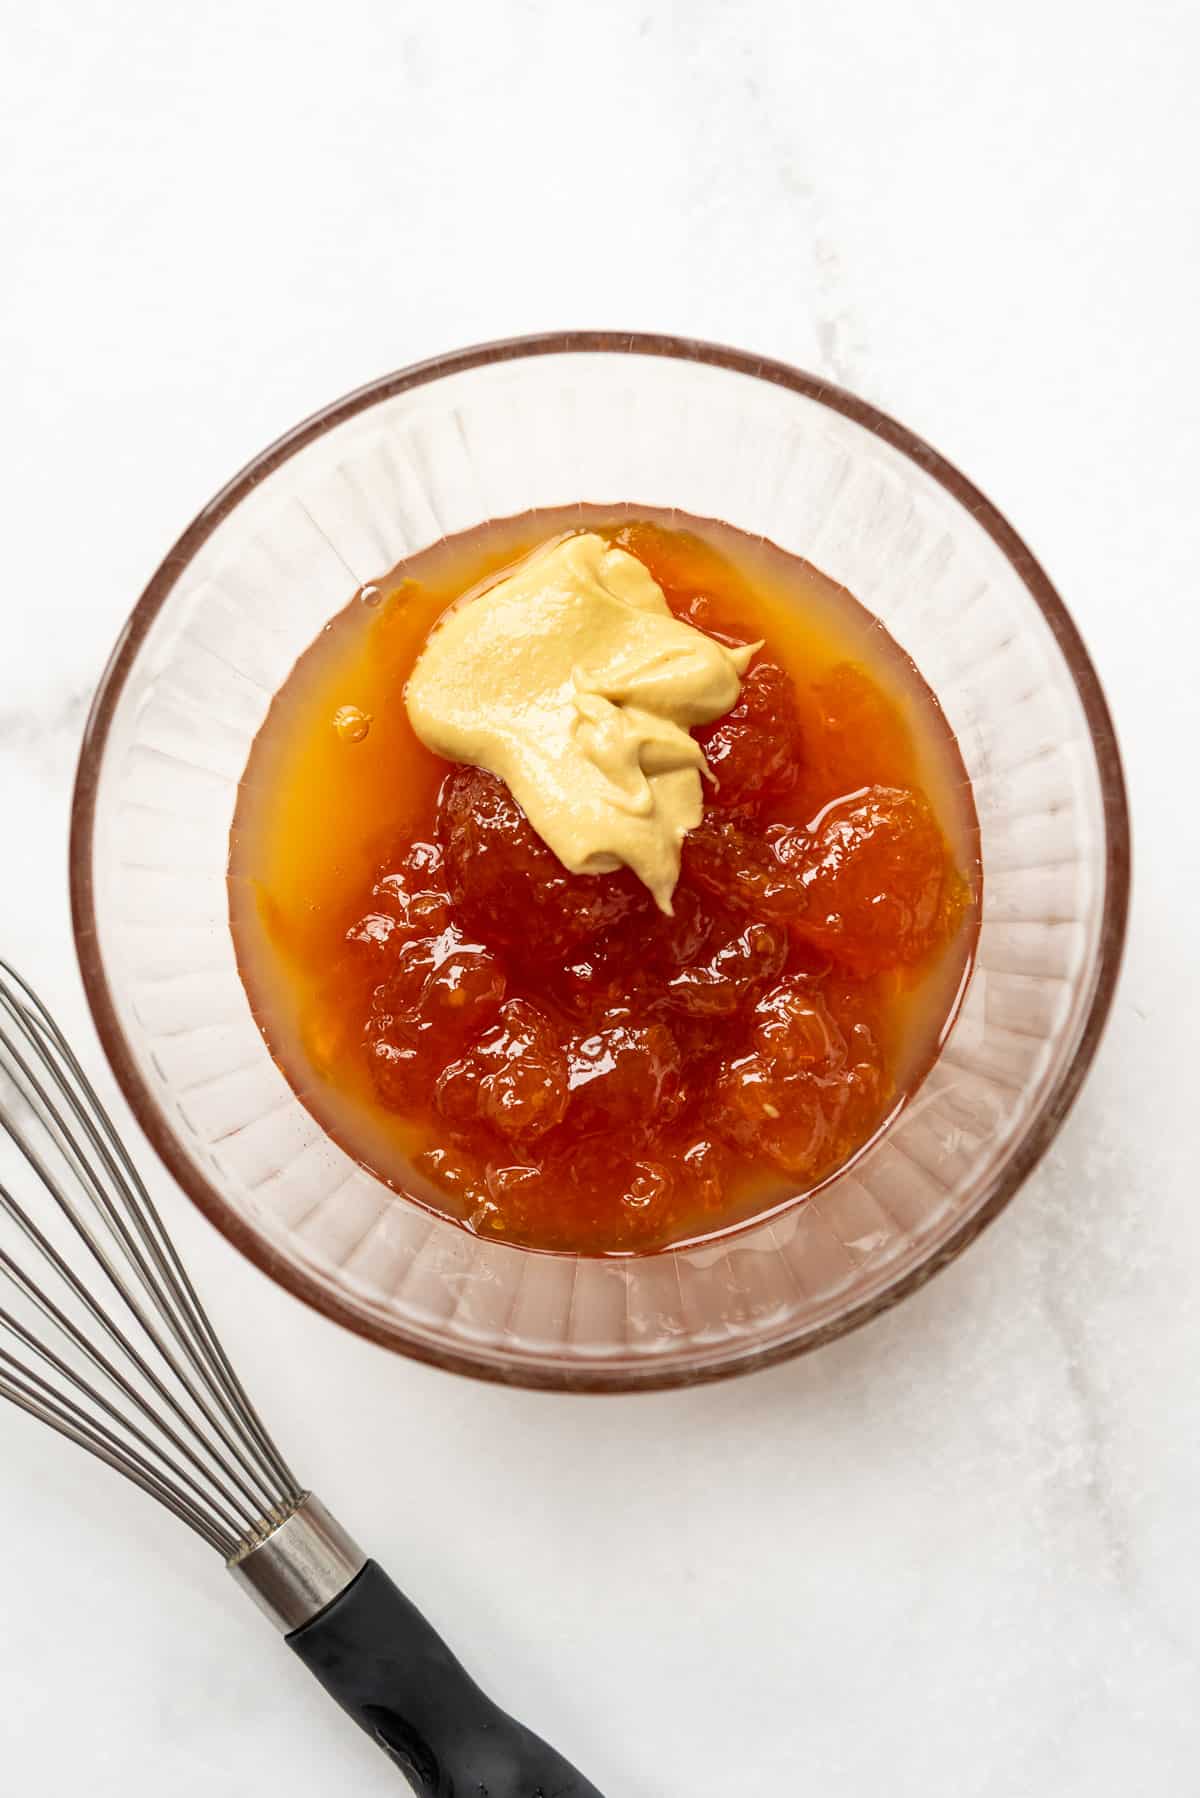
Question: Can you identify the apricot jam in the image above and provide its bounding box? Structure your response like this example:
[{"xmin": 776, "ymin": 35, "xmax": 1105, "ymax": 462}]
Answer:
[{"xmin": 230, "ymin": 509, "xmax": 979, "ymax": 1254}]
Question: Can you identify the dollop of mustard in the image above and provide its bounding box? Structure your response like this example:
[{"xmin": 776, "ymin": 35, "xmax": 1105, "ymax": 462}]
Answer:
[{"xmin": 404, "ymin": 532, "xmax": 758, "ymax": 912}]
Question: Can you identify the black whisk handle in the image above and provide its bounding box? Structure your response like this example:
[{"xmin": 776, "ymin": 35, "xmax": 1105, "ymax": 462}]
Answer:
[{"xmin": 287, "ymin": 1560, "xmax": 606, "ymax": 1796}]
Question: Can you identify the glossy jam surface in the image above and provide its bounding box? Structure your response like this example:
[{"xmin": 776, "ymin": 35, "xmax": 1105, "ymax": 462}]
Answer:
[{"xmin": 230, "ymin": 510, "xmax": 979, "ymax": 1254}]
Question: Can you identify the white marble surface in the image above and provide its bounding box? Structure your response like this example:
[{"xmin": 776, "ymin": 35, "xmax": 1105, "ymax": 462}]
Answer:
[{"xmin": 1, "ymin": 3, "xmax": 1197, "ymax": 1792}]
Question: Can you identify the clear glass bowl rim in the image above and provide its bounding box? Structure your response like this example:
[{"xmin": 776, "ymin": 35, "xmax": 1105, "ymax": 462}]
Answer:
[{"xmin": 69, "ymin": 330, "xmax": 1131, "ymax": 1390}]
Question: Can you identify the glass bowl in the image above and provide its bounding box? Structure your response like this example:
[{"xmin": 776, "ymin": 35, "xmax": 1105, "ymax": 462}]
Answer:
[{"xmin": 71, "ymin": 333, "xmax": 1129, "ymax": 1391}]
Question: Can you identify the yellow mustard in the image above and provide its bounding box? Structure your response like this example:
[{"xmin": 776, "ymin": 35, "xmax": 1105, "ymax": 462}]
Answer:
[{"xmin": 404, "ymin": 532, "xmax": 757, "ymax": 911}]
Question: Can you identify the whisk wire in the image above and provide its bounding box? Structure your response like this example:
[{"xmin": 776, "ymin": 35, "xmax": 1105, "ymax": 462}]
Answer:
[
  {"xmin": 67, "ymin": 1050, "xmax": 298, "ymax": 1497},
  {"xmin": 0, "ymin": 1025, "xmax": 277, "ymax": 1524},
  {"xmin": 0, "ymin": 1251, "xmax": 252, "ymax": 1541},
  {"xmin": 21, "ymin": 986, "xmax": 298, "ymax": 1496},
  {"xmin": 0, "ymin": 1365, "xmax": 234, "ymax": 1551},
  {"xmin": 0, "ymin": 1341, "xmax": 238, "ymax": 1551},
  {"xmin": 0, "ymin": 962, "xmax": 304, "ymax": 1558}
]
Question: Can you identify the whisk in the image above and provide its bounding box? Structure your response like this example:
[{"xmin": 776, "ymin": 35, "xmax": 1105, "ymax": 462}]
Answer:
[{"xmin": 0, "ymin": 962, "xmax": 604, "ymax": 1796}]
